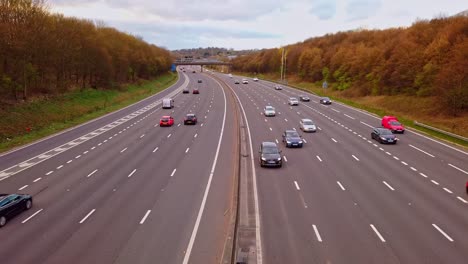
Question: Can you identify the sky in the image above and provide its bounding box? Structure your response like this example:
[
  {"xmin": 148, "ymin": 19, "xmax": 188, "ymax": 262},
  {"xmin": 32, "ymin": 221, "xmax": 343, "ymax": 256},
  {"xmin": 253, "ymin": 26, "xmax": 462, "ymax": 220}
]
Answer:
[{"xmin": 49, "ymin": 0, "xmax": 467, "ymax": 50}]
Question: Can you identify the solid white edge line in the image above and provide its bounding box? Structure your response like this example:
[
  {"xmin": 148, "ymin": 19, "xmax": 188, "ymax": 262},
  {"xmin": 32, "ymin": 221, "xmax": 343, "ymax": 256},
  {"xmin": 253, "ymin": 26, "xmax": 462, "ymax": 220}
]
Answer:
[
  {"xmin": 312, "ymin": 225, "xmax": 323, "ymax": 242},
  {"xmin": 337, "ymin": 181, "xmax": 345, "ymax": 191},
  {"xmin": 21, "ymin": 209, "xmax": 43, "ymax": 224},
  {"xmin": 182, "ymin": 76, "xmax": 228, "ymax": 264},
  {"xmin": 383, "ymin": 181, "xmax": 395, "ymax": 191},
  {"xmin": 448, "ymin": 164, "xmax": 468, "ymax": 175},
  {"xmin": 226, "ymin": 78, "xmax": 263, "ymax": 264},
  {"xmin": 370, "ymin": 224, "xmax": 386, "ymax": 242},
  {"xmin": 79, "ymin": 209, "xmax": 96, "ymax": 224},
  {"xmin": 139, "ymin": 210, "xmax": 151, "ymax": 224},
  {"xmin": 432, "ymin": 224, "xmax": 454, "ymax": 242},
  {"xmin": 128, "ymin": 169, "xmax": 136, "ymax": 178}
]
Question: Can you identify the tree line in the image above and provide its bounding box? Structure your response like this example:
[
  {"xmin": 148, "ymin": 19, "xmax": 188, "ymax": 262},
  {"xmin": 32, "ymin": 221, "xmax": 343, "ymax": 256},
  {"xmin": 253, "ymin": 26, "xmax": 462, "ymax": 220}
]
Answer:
[
  {"xmin": 0, "ymin": 0, "xmax": 172, "ymax": 103},
  {"xmin": 232, "ymin": 16, "xmax": 468, "ymax": 114}
]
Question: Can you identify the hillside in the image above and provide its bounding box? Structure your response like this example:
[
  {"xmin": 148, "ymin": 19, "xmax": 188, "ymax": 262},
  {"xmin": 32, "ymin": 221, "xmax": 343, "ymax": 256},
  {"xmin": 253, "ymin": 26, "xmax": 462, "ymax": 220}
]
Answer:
[
  {"xmin": 231, "ymin": 16, "xmax": 468, "ymax": 136},
  {"xmin": 0, "ymin": 1, "xmax": 172, "ymax": 104}
]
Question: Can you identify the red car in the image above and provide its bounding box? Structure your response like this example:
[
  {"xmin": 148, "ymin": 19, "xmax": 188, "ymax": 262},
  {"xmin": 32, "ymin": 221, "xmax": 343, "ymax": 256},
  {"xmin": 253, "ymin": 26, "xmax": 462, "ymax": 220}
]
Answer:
[
  {"xmin": 193, "ymin": 88, "xmax": 199, "ymax": 94},
  {"xmin": 160, "ymin": 116, "xmax": 174, "ymax": 127},
  {"xmin": 382, "ymin": 116, "xmax": 405, "ymax": 133}
]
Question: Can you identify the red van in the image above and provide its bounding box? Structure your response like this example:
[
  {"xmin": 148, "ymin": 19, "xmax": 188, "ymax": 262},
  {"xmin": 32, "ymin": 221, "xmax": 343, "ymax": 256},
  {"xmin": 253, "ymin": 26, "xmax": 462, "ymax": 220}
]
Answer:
[{"xmin": 382, "ymin": 116, "xmax": 405, "ymax": 133}]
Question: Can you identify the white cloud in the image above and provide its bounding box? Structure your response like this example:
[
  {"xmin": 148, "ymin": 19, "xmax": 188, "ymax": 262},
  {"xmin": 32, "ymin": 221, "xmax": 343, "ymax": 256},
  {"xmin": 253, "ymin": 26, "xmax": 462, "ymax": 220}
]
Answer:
[{"xmin": 49, "ymin": 0, "xmax": 468, "ymax": 50}]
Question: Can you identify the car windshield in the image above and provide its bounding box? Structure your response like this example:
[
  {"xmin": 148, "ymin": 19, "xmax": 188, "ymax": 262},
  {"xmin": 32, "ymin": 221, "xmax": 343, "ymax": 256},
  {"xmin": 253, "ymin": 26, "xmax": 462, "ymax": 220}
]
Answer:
[
  {"xmin": 263, "ymin": 146, "xmax": 279, "ymax": 154},
  {"xmin": 323, "ymin": 97, "xmax": 330, "ymax": 100},
  {"xmin": 286, "ymin": 131, "xmax": 300, "ymax": 137},
  {"xmin": 380, "ymin": 129, "xmax": 393, "ymax": 135},
  {"xmin": 389, "ymin": 121, "xmax": 401, "ymax": 126},
  {"xmin": 265, "ymin": 106, "xmax": 274, "ymax": 110},
  {"xmin": 303, "ymin": 120, "xmax": 314, "ymax": 125},
  {"xmin": 0, "ymin": 195, "xmax": 13, "ymax": 207},
  {"xmin": 290, "ymin": 98, "xmax": 297, "ymax": 100}
]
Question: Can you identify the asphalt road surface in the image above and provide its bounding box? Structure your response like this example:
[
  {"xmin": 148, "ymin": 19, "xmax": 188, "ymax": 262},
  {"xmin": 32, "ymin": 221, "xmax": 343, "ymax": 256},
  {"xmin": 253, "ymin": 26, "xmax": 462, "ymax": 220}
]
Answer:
[
  {"xmin": 0, "ymin": 69, "xmax": 238, "ymax": 264},
  {"xmin": 218, "ymin": 74, "xmax": 468, "ymax": 264},
  {"xmin": 2, "ymin": 69, "xmax": 468, "ymax": 264}
]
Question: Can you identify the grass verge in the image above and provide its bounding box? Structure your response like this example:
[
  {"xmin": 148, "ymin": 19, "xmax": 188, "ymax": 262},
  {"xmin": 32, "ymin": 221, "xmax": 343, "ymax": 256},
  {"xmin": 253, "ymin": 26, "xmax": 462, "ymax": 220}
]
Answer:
[{"xmin": 0, "ymin": 72, "xmax": 178, "ymax": 153}]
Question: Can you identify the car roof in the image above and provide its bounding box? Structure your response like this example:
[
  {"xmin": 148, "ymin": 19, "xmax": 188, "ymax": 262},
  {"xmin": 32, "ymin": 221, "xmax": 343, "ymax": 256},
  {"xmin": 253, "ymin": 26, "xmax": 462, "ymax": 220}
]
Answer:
[
  {"xmin": 186, "ymin": 113, "xmax": 196, "ymax": 116},
  {"xmin": 289, "ymin": 97, "xmax": 297, "ymax": 99},
  {"xmin": 375, "ymin": 127, "xmax": 391, "ymax": 131},
  {"xmin": 285, "ymin": 130, "xmax": 297, "ymax": 133},
  {"xmin": 301, "ymin": 118, "xmax": 312, "ymax": 122},
  {"xmin": 322, "ymin": 97, "xmax": 330, "ymax": 99},
  {"xmin": 265, "ymin": 105, "xmax": 274, "ymax": 108},
  {"xmin": 162, "ymin": 115, "xmax": 172, "ymax": 118},
  {"xmin": 261, "ymin": 142, "xmax": 277, "ymax": 147}
]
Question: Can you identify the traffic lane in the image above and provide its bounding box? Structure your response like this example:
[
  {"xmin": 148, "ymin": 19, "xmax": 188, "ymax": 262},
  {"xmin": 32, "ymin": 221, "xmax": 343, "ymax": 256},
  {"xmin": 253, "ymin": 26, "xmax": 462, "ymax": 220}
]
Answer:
[
  {"xmin": 253, "ymin": 81, "xmax": 468, "ymax": 218},
  {"xmin": 271, "ymin": 104, "xmax": 468, "ymax": 263},
  {"xmin": 0, "ymin": 76, "xmax": 186, "ymax": 185},
  {"xmin": 255, "ymin": 77, "xmax": 467, "ymax": 158},
  {"xmin": 175, "ymin": 79, "xmax": 238, "ymax": 263},
  {"xmin": 239, "ymin": 82, "xmax": 468, "ymax": 262},
  {"xmin": 111, "ymin": 79, "xmax": 229, "ymax": 264},
  {"xmin": 237, "ymin": 86, "xmax": 398, "ymax": 263},
  {"xmin": 234, "ymin": 83, "xmax": 397, "ymax": 263},
  {"xmin": 0, "ymin": 77, "xmax": 208, "ymax": 260},
  {"xmin": 0, "ymin": 84, "xmax": 191, "ymax": 194},
  {"xmin": 0, "ymin": 73, "xmax": 187, "ymax": 169},
  {"xmin": 247, "ymin": 80, "xmax": 468, "ymax": 204}
]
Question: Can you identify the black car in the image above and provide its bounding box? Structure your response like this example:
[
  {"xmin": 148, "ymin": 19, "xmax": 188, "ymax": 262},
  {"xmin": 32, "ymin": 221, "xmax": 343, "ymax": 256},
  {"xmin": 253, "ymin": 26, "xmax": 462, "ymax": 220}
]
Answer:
[
  {"xmin": 184, "ymin": 113, "xmax": 197, "ymax": 125},
  {"xmin": 0, "ymin": 194, "xmax": 33, "ymax": 227},
  {"xmin": 259, "ymin": 142, "xmax": 282, "ymax": 167},
  {"xmin": 320, "ymin": 97, "xmax": 332, "ymax": 105},
  {"xmin": 299, "ymin": 95, "xmax": 310, "ymax": 102},
  {"xmin": 282, "ymin": 130, "xmax": 303, "ymax": 148},
  {"xmin": 192, "ymin": 70, "xmax": 196, "ymax": 73},
  {"xmin": 371, "ymin": 128, "xmax": 397, "ymax": 144},
  {"xmin": 193, "ymin": 88, "xmax": 199, "ymax": 94},
  {"xmin": 197, "ymin": 79, "xmax": 202, "ymax": 83},
  {"xmin": 182, "ymin": 88, "xmax": 189, "ymax": 94}
]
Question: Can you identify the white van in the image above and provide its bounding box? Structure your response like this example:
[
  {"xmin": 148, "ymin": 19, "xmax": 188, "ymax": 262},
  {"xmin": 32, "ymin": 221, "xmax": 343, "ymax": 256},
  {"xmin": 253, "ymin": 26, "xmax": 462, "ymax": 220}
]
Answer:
[{"xmin": 162, "ymin": 98, "xmax": 174, "ymax": 109}]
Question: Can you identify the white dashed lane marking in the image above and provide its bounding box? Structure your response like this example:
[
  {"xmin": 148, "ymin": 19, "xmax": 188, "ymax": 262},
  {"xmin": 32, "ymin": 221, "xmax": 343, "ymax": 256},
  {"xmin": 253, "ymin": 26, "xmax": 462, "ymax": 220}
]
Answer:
[
  {"xmin": 79, "ymin": 209, "xmax": 96, "ymax": 224},
  {"xmin": 18, "ymin": 185, "xmax": 28, "ymax": 191},
  {"xmin": 370, "ymin": 224, "xmax": 386, "ymax": 242},
  {"xmin": 87, "ymin": 169, "xmax": 98, "ymax": 178},
  {"xmin": 22, "ymin": 209, "xmax": 43, "ymax": 224},
  {"xmin": 128, "ymin": 169, "xmax": 137, "ymax": 178},
  {"xmin": 432, "ymin": 224, "xmax": 454, "ymax": 242}
]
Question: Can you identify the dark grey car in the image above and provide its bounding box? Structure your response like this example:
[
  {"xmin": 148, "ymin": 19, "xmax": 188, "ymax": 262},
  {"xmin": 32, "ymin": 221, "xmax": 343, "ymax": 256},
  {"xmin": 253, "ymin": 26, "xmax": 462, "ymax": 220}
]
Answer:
[
  {"xmin": 259, "ymin": 142, "xmax": 282, "ymax": 167},
  {"xmin": 371, "ymin": 128, "xmax": 397, "ymax": 144},
  {"xmin": 320, "ymin": 97, "xmax": 332, "ymax": 105},
  {"xmin": 0, "ymin": 194, "xmax": 33, "ymax": 227},
  {"xmin": 282, "ymin": 130, "xmax": 303, "ymax": 148}
]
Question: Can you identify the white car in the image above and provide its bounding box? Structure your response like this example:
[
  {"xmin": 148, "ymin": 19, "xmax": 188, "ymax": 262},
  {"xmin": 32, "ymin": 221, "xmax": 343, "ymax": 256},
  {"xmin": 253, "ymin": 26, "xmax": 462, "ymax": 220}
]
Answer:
[
  {"xmin": 264, "ymin": 106, "xmax": 276, "ymax": 117},
  {"xmin": 229, "ymin": 73, "xmax": 233, "ymax": 78},
  {"xmin": 288, "ymin": 97, "xmax": 299, "ymax": 106},
  {"xmin": 242, "ymin": 79, "xmax": 249, "ymax": 84},
  {"xmin": 300, "ymin": 119, "xmax": 317, "ymax": 132},
  {"xmin": 253, "ymin": 77, "xmax": 259, "ymax": 82}
]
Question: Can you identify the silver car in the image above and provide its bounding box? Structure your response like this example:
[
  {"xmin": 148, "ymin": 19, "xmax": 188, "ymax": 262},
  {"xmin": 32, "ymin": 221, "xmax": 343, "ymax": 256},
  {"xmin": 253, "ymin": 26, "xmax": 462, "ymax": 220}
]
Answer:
[
  {"xmin": 264, "ymin": 106, "xmax": 276, "ymax": 117},
  {"xmin": 288, "ymin": 97, "xmax": 299, "ymax": 106},
  {"xmin": 300, "ymin": 119, "xmax": 317, "ymax": 132}
]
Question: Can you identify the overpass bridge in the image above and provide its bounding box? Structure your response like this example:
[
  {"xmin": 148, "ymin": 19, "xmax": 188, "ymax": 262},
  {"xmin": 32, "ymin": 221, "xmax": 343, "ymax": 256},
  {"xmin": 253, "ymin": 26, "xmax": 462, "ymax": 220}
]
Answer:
[{"xmin": 173, "ymin": 60, "xmax": 232, "ymax": 72}]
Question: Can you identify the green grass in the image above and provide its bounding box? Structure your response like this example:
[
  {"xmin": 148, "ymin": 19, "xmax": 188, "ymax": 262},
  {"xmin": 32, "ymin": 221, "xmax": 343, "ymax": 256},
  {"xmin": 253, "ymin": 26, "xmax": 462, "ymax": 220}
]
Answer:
[{"xmin": 0, "ymin": 72, "xmax": 178, "ymax": 153}]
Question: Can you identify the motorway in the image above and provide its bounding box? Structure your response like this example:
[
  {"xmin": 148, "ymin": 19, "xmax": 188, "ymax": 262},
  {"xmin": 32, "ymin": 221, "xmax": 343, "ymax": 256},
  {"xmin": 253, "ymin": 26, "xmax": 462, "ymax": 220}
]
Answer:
[
  {"xmin": 215, "ymin": 74, "xmax": 468, "ymax": 264},
  {"xmin": 0, "ymin": 69, "xmax": 238, "ymax": 264},
  {"xmin": 1, "ymin": 68, "xmax": 468, "ymax": 264}
]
